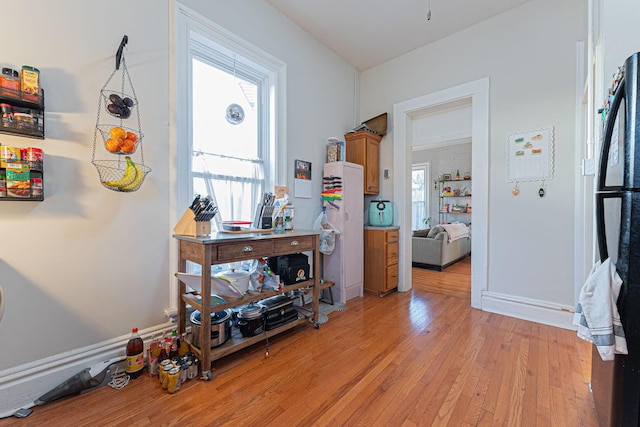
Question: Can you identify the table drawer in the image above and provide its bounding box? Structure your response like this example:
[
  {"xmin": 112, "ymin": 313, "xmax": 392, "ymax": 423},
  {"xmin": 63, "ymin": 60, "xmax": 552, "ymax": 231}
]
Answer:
[
  {"xmin": 273, "ymin": 235, "xmax": 315, "ymax": 254},
  {"xmin": 386, "ymin": 242, "xmax": 399, "ymax": 265},
  {"xmin": 386, "ymin": 229, "xmax": 399, "ymax": 243},
  {"xmin": 217, "ymin": 240, "xmax": 274, "ymax": 261}
]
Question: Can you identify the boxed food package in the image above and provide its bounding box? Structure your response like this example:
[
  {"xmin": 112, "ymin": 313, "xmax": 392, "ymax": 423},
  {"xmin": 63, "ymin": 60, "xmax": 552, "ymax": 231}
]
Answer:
[
  {"xmin": 6, "ymin": 162, "xmax": 30, "ymax": 198},
  {"xmin": 0, "ymin": 170, "xmax": 6, "ymax": 197},
  {"xmin": 21, "ymin": 66, "xmax": 40, "ymax": 103},
  {"xmin": 0, "ymin": 145, "xmax": 20, "ymax": 168}
]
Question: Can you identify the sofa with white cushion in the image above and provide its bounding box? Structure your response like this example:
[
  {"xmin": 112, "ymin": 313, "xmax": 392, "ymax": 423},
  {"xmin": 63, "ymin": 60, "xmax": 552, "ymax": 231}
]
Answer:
[{"xmin": 411, "ymin": 225, "xmax": 471, "ymax": 270}]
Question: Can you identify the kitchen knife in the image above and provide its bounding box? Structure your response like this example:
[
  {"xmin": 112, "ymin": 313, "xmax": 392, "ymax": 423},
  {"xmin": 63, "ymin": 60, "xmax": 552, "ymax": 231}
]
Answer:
[{"xmin": 190, "ymin": 194, "xmax": 201, "ymax": 212}]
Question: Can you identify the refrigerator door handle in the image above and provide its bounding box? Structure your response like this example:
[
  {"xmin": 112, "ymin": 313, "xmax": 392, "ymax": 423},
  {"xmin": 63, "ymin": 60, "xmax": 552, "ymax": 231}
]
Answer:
[
  {"xmin": 595, "ymin": 192, "xmax": 609, "ymax": 262},
  {"xmin": 595, "ymin": 191, "xmax": 624, "ymax": 263},
  {"xmin": 598, "ymin": 78, "xmax": 626, "ymax": 192}
]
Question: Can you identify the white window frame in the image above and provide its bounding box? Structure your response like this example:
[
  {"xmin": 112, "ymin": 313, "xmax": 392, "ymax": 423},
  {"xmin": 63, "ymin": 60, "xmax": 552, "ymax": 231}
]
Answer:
[
  {"xmin": 411, "ymin": 162, "xmax": 430, "ymax": 231},
  {"xmin": 168, "ymin": 2, "xmax": 287, "ymax": 313}
]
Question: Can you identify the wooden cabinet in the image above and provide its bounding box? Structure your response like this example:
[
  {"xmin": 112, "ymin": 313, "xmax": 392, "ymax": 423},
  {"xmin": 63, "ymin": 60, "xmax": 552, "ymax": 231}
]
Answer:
[
  {"xmin": 345, "ymin": 130, "xmax": 382, "ymax": 194},
  {"xmin": 364, "ymin": 226, "xmax": 399, "ymax": 296}
]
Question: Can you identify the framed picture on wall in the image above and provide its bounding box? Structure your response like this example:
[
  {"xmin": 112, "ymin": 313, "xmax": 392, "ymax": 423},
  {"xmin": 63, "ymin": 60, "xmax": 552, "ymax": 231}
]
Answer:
[{"xmin": 442, "ymin": 174, "xmax": 452, "ymax": 181}]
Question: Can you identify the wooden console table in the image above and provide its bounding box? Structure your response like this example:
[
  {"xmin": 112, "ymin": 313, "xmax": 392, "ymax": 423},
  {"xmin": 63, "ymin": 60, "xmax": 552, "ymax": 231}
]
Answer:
[{"xmin": 173, "ymin": 230, "xmax": 320, "ymax": 380}]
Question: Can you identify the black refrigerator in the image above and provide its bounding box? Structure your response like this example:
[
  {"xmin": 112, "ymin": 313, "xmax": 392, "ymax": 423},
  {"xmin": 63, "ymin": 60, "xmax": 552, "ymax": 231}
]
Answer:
[{"xmin": 594, "ymin": 51, "xmax": 640, "ymax": 427}]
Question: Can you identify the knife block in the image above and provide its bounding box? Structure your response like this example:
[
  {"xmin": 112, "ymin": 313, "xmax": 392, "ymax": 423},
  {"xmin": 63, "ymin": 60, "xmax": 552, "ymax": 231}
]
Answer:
[{"xmin": 173, "ymin": 208, "xmax": 212, "ymax": 236}]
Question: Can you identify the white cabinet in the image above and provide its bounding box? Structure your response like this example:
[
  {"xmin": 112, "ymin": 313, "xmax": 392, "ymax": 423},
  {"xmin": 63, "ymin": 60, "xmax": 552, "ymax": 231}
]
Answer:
[{"xmin": 322, "ymin": 161, "xmax": 364, "ymax": 303}]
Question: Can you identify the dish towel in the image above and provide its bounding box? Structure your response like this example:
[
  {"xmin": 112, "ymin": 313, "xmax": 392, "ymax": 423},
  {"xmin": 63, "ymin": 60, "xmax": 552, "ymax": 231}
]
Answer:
[
  {"xmin": 440, "ymin": 223, "xmax": 470, "ymax": 242},
  {"xmin": 573, "ymin": 258, "xmax": 627, "ymax": 361}
]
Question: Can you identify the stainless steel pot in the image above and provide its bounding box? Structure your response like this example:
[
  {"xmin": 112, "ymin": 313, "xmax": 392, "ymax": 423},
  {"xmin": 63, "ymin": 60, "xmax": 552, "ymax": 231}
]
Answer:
[{"xmin": 190, "ymin": 309, "xmax": 232, "ymax": 348}]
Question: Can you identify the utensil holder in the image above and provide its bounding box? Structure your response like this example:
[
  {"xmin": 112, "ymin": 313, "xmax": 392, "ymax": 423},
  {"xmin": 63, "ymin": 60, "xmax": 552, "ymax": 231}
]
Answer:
[{"xmin": 173, "ymin": 208, "xmax": 211, "ymax": 236}]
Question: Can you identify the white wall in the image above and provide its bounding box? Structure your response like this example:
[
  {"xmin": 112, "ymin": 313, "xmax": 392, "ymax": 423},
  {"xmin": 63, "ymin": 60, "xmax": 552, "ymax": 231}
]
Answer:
[
  {"xmin": 412, "ymin": 104, "xmax": 472, "ymax": 148},
  {"xmin": 0, "ymin": 0, "xmax": 172, "ymax": 372},
  {"xmin": 361, "ymin": 0, "xmax": 585, "ymax": 315},
  {"xmin": 601, "ymin": 0, "xmax": 640, "ymax": 81},
  {"xmin": 0, "ymin": 0, "xmax": 356, "ymax": 408}
]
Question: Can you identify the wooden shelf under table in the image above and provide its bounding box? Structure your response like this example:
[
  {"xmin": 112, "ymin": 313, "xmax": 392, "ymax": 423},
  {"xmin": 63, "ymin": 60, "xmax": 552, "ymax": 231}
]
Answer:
[{"xmin": 186, "ymin": 317, "xmax": 309, "ymax": 363}]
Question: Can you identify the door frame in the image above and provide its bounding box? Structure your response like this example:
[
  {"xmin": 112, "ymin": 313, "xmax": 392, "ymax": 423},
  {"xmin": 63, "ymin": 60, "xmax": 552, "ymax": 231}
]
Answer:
[{"xmin": 393, "ymin": 78, "xmax": 489, "ymax": 308}]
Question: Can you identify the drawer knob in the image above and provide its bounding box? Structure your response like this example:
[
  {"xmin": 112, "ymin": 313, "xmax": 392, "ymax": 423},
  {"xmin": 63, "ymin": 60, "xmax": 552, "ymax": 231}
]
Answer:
[
  {"xmin": 242, "ymin": 246, "xmax": 253, "ymax": 252},
  {"xmin": 290, "ymin": 240, "xmax": 299, "ymax": 246}
]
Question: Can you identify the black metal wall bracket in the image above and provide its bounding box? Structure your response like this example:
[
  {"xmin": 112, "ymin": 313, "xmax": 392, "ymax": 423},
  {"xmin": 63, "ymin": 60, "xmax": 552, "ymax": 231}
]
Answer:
[{"xmin": 115, "ymin": 35, "xmax": 128, "ymax": 70}]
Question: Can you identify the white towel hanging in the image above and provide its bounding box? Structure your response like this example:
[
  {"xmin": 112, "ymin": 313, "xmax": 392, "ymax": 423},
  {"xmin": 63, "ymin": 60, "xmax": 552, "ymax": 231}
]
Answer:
[{"xmin": 573, "ymin": 258, "xmax": 628, "ymax": 361}]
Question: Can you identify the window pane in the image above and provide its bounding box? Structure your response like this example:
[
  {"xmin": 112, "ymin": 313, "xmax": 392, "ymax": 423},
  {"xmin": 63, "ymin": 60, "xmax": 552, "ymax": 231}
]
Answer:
[
  {"xmin": 192, "ymin": 58, "xmax": 258, "ymax": 159},
  {"xmin": 412, "ymin": 167, "xmax": 428, "ymax": 230},
  {"xmin": 191, "ymin": 57, "xmax": 263, "ymax": 223},
  {"xmin": 412, "ymin": 170, "xmax": 425, "ymax": 201}
]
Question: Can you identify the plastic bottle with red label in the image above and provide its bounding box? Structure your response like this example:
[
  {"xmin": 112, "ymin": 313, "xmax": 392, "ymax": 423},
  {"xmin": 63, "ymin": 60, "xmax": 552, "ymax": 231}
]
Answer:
[{"xmin": 125, "ymin": 327, "xmax": 144, "ymax": 379}]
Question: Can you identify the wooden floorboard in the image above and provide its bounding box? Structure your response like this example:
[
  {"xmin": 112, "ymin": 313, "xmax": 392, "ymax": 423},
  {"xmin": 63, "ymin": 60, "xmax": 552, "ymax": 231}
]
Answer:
[
  {"xmin": 413, "ymin": 255, "xmax": 471, "ymax": 298},
  {"xmin": 0, "ymin": 274, "xmax": 599, "ymax": 426}
]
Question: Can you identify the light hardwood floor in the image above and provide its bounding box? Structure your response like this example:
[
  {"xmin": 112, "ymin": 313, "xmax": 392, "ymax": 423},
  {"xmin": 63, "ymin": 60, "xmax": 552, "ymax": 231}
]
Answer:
[
  {"xmin": 413, "ymin": 256, "xmax": 471, "ymax": 298},
  {"xmin": 0, "ymin": 268, "xmax": 598, "ymax": 426}
]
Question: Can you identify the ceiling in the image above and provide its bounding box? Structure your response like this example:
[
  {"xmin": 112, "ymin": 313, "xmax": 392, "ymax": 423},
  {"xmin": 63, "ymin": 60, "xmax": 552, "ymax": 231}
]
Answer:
[{"xmin": 266, "ymin": 0, "xmax": 536, "ymax": 71}]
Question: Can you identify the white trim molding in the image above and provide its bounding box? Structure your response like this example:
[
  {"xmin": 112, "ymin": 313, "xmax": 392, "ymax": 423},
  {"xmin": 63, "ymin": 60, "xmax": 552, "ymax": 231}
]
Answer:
[
  {"xmin": 481, "ymin": 291, "xmax": 576, "ymax": 330},
  {"xmin": 0, "ymin": 322, "xmax": 174, "ymax": 419},
  {"xmin": 393, "ymin": 77, "xmax": 490, "ymax": 309}
]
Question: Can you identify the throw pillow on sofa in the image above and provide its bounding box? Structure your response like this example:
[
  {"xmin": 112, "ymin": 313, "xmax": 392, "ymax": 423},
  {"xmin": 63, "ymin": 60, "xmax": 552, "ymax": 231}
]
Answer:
[
  {"xmin": 412, "ymin": 229, "xmax": 430, "ymax": 238},
  {"xmin": 427, "ymin": 225, "xmax": 445, "ymax": 238}
]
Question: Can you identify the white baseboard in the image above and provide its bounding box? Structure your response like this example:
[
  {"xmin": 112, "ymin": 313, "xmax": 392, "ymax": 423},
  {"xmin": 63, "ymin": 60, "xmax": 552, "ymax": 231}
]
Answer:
[
  {"xmin": 0, "ymin": 321, "xmax": 175, "ymax": 419},
  {"xmin": 481, "ymin": 291, "xmax": 576, "ymax": 330}
]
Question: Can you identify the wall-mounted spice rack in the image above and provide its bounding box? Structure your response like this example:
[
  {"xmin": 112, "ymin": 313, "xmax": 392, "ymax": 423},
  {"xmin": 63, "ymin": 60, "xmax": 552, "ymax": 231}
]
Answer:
[
  {"xmin": 0, "ymin": 146, "xmax": 44, "ymax": 201},
  {"xmin": 0, "ymin": 89, "xmax": 45, "ymax": 139}
]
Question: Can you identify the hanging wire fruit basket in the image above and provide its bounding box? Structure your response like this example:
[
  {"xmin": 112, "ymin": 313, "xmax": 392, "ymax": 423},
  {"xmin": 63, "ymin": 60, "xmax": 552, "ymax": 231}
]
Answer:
[
  {"xmin": 91, "ymin": 35, "xmax": 151, "ymax": 192},
  {"xmin": 96, "ymin": 124, "xmax": 144, "ymax": 155}
]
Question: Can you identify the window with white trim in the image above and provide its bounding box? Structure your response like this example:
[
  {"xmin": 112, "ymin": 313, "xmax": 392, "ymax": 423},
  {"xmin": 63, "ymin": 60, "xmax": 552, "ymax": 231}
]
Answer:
[
  {"xmin": 411, "ymin": 163, "xmax": 430, "ymax": 230},
  {"xmin": 175, "ymin": 8, "xmax": 286, "ymax": 228}
]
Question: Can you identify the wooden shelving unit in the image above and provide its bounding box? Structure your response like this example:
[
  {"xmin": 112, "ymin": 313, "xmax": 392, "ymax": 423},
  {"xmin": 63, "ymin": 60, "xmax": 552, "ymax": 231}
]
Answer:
[{"xmin": 174, "ymin": 230, "xmax": 321, "ymax": 380}]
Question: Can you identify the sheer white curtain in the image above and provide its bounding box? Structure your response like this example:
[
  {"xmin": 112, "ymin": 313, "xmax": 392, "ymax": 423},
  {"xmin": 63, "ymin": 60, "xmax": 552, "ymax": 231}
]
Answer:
[{"xmin": 192, "ymin": 151, "xmax": 264, "ymax": 223}]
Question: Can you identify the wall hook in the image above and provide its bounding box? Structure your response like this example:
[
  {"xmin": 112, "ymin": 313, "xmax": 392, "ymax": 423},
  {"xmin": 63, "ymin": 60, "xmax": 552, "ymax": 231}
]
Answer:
[{"xmin": 115, "ymin": 35, "xmax": 128, "ymax": 70}]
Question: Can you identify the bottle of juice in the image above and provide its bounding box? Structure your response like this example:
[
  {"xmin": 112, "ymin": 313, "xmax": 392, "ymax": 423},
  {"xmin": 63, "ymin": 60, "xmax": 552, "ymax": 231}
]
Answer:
[
  {"xmin": 170, "ymin": 330, "xmax": 179, "ymax": 358},
  {"xmin": 125, "ymin": 328, "xmax": 144, "ymax": 379}
]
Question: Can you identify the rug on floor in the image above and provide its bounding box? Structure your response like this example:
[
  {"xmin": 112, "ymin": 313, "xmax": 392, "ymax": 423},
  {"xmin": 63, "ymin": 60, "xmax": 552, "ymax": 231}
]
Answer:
[{"xmin": 318, "ymin": 301, "xmax": 346, "ymax": 324}]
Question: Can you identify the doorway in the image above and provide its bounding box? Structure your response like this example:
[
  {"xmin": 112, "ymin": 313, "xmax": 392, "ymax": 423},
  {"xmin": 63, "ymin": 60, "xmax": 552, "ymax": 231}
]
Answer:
[
  {"xmin": 412, "ymin": 139, "xmax": 472, "ymax": 297},
  {"xmin": 393, "ymin": 78, "xmax": 489, "ymax": 309}
]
